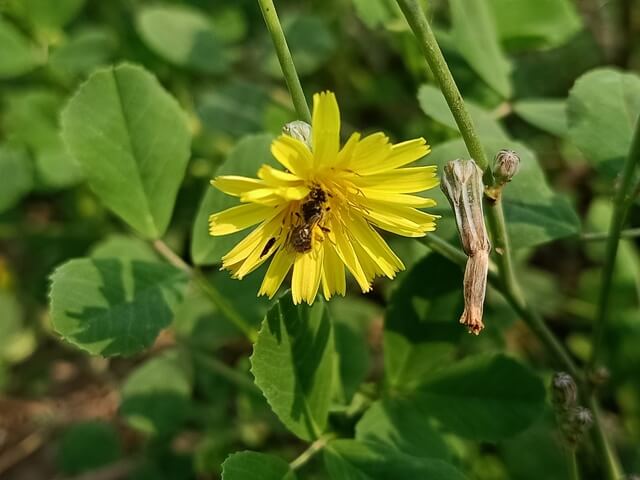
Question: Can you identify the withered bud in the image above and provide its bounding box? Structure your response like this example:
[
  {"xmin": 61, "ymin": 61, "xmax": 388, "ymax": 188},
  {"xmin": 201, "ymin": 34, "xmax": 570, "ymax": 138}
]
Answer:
[
  {"xmin": 282, "ymin": 120, "xmax": 312, "ymax": 148},
  {"xmin": 441, "ymin": 159, "xmax": 491, "ymax": 335},
  {"xmin": 551, "ymin": 372, "xmax": 577, "ymax": 411},
  {"xmin": 493, "ymin": 149, "xmax": 520, "ymax": 185},
  {"xmin": 589, "ymin": 366, "xmax": 611, "ymax": 387},
  {"xmin": 563, "ymin": 406, "xmax": 593, "ymax": 447}
]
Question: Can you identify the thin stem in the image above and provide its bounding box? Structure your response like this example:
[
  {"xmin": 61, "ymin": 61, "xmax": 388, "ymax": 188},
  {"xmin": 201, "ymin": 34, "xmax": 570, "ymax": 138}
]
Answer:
[
  {"xmin": 152, "ymin": 240, "xmax": 257, "ymax": 342},
  {"xmin": 587, "ymin": 396, "xmax": 624, "ymax": 480},
  {"xmin": 590, "ymin": 118, "xmax": 640, "ymax": 370},
  {"xmin": 396, "ymin": 2, "xmax": 623, "ymax": 477},
  {"xmin": 289, "ymin": 434, "xmax": 334, "ymax": 471},
  {"xmin": 152, "ymin": 239, "xmax": 192, "ymax": 273},
  {"xmin": 581, "ymin": 227, "xmax": 640, "ymax": 242},
  {"xmin": 395, "ymin": 0, "xmax": 494, "ymax": 186},
  {"xmin": 257, "ymin": 0, "xmax": 312, "ymax": 123},
  {"xmin": 567, "ymin": 449, "xmax": 580, "ymax": 480}
]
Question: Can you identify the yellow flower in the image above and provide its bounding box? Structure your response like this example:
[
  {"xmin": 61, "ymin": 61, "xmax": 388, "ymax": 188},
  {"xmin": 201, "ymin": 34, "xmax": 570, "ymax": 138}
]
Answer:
[{"xmin": 209, "ymin": 92, "xmax": 439, "ymax": 305}]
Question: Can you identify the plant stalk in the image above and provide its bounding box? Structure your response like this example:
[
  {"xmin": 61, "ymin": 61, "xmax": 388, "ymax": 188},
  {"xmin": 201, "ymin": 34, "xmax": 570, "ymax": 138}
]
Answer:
[
  {"xmin": 567, "ymin": 449, "xmax": 580, "ymax": 480},
  {"xmin": 396, "ymin": 1, "xmax": 623, "ymax": 477},
  {"xmin": 581, "ymin": 227, "xmax": 640, "ymax": 242},
  {"xmin": 590, "ymin": 118, "xmax": 640, "ymax": 370},
  {"xmin": 152, "ymin": 240, "xmax": 257, "ymax": 342},
  {"xmin": 289, "ymin": 434, "xmax": 334, "ymax": 471},
  {"xmin": 257, "ymin": 0, "xmax": 312, "ymax": 123}
]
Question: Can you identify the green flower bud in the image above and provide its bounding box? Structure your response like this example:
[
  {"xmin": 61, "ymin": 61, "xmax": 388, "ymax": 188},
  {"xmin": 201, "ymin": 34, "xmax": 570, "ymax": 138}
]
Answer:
[{"xmin": 493, "ymin": 149, "xmax": 520, "ymax": 185}]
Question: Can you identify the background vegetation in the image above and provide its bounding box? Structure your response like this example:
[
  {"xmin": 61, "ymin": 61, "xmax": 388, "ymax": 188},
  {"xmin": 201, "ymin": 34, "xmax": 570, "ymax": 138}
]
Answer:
[{"xmin": 0, "ymin": 0, "xmax": 638, "ymax": 479}]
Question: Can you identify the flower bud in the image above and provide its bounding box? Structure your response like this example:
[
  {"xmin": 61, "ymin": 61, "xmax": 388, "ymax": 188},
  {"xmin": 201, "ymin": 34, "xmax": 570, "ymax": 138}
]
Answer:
[
  {"xmin": 493, "ymin": 149, "xmax": 520, "ymax": 185},
  {"xmin": 282, "ymin": 120, "xmax": 312, "ymax": 148},
  {"xmin": 551, "ymin": 372, "xmax": 577, "ymax": 412},
  {"xmin": 441, "ymin": 159, "xmax": 491, "ymax": 335}
]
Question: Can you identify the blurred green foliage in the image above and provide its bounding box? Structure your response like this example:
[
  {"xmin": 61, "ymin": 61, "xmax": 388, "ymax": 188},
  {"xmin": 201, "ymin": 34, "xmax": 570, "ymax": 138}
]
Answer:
[{"xmin": 0, "ymin": 0, "xmax": 639, "ymax": 479}]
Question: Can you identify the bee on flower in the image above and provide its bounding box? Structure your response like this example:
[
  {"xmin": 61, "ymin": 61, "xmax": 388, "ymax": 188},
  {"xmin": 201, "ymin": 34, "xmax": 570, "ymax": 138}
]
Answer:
[{"xmin": 209, "ymin": 92, "xmax": 439, "ymax": 304}]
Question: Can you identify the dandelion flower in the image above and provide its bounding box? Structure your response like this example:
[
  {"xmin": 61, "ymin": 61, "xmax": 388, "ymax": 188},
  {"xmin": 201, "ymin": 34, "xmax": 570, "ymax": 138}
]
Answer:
[{"xmin": 209, "ymin": 92, "xmax": 439, "ymax": 304}]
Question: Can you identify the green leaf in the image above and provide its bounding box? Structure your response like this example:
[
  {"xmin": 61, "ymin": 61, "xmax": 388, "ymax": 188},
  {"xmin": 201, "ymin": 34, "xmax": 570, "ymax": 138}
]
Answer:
[
  {"xmin": 57, "ymin": 421, "xmax": 121, "ymax": 475},
  {"xmin": 424, "ymin": 138, "xmax": 580, "ymax": 249},
  {"xmin": 50, "ymin": 257, "xmax": 188, "ymax": 356},
  {"xmin": 567, "ymin": 68, "xmax": 640, "ymax": 177},
  {"xmin": 324, "ymin": 440, "xmax": 467, "ymax": 480},
  {"xmin": 250, "ymin": 293, "xmax": 335, "ymax": 441},
  {"xmin": 120, "ymin": 349, "xmax": 192, "ymax": 435},
  {"xmin": 351, "ymin": 0, "xmax": 397, "ymax": 29},
  {"xmin": 356, "ymin": 400, "xmax": 450, "ymax": 460},
  {"xmin": 90, "ymin": 234, "xmax": 160, "ymax": 262},
  {"xmin": 384, "ymin": 254, "xmax": 464, "ymax": 391},
  {"xmin": 418, "ymin": 84, "xmax": 509, "ymax": 141},
  {"xmin": 409, "ymin": 354, "xmax": 545, "ymax": 441},
  {"xmin": 488, "ymin": 0, "xmax": 582, "ymax": 51},
  {"xmin": 0, "ymin": 17, "xmax": 43, "ymax": 79},
  {"xmin": 7, "ymin": 0, "xmax": 85, "ymax": 29},
  {"xmin": 264, "ymin": 15, "xmax": 336, "ymax": 77},
  {"xmin": 61, "ymin": 64, "xmax": 191, "ymax": 238},
  {"xmin": 222, "ymin": 451, "xmax": 295, "ymax": 480},
  {"xmin": 196, "ymin": 82, "xmax": 274, "ymax": 138},
  {"xmin": 449, "ymin": 0, "xmax": 512, "ymax": 98},
  {"xmin": 49, "ymin": 28, "xmax": 116, "ymax": 81},
  {"xmin": 513, "ymin": 99, "xmax": 568, "ymax": 137},
  {"xmin": 191, "ymin": 134, "xmax": 275, "ymax": 265},
  {"xmin": 136, "ymin": 5, "xmax": 230, "ymax": 74},
  {"xmin": 0, "ymin": 147, "xmax": 33, "ymax": 212},
  {"xmin": 330, "ymin": 297, "xmax": 379, "ymax": 402}
]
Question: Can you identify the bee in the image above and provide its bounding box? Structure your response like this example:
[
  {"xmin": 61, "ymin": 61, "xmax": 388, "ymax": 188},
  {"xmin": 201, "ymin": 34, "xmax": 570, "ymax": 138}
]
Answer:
[{"xmin": 289, "ymin": 186, "xmax": 330, "ymax": 253}]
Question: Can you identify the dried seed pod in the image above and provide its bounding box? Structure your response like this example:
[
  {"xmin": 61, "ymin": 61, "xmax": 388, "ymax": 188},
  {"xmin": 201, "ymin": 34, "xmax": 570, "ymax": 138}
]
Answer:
[
  {"xmin": 563, "ymin": 406, "xmax": 593, "ymax": 447},
  {"xmin": 441, "ymin": 159, "xmax": 491, "ymax": 334},
  {"xmin": 282, "ymin": 120, "xmax": 312, "ymax": 148},
  {"xmin": 551, "ymin": 372, "xmax": 578, "ymax": 412}
]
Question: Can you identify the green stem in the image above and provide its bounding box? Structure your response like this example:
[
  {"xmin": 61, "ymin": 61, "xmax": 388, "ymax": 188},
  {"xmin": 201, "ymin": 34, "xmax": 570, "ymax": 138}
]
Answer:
[
  {"xmin": 567, "ymin": 449, "xmax": 580, "ymax": 480},
  {"xmin": 289, "ymin": 433, "xmax": 335, "ymax": 471},
  {"xmin": 396, "ymin": 2, "xmax": 623, "ymax": 477},
  {"xmin": 395, "ymin": 0, "xmax": 493, "ymax": 186},
  {"xmin": 257, "ymin": 0, "xmax": 312, "ymax": 123},
  {"xmin": 152, "ymin": 240, "xmax": 257, "ymax": 342},
  {"xmin": 581, "ymin": 227, "xmax": 640, "ymax": 242},
  {"xmin": 587, "ymin": 396, "xmax": 624, "ymax": 480},
  {"xmin": 590, "ymin": 118, "xmax": 640, "ymax": 370}
]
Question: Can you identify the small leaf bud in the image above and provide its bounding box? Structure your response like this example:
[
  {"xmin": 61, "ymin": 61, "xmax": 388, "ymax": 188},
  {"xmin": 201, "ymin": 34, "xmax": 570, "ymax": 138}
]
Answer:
[{"xmin": 493, "ymin": 149, "xmax": 520, "ymax": 185}]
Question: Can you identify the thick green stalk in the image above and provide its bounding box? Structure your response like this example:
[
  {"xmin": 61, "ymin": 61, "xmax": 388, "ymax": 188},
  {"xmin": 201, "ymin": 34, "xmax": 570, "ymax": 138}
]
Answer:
[
  {"xmin": 590, "ymin": 118, "xmax": 640, "ymax": 370},
  {"xmin": 567, "ymin": 450, "xmax": 580, "ymax": 480},
  {"xmin": 395, "ymin": 1, "xmax": 622, "ymax": 477},
  {"xmin": 257, "ymin": 0, "xmax": 312, "ymax": 123},
  {"xmin": 395, "ymin": 0, "xmax": 493, "ymax": 186}
]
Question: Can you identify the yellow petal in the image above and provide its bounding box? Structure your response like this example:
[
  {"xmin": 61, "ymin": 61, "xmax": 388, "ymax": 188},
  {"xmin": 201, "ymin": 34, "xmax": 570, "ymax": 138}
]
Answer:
[
  {"xmin": 209, "ymin": 203, "xmax": 276, "ymax": 236},
  {"xmin": 321, "ymin": 244, "xmax": 346, "ymax": 300},
  {"xmin": 347, "ymin": 132, "xmax": 391, "ymax": 172},
  {"xmin": 257, "ymin": 164, "xmax": 304, "ymax": 185},
  {"xmin": 258, "ymin": 247, "xmax": 295, "ymax": 299},
  {"xmin": 358, "ymin": 138, "xmax": 430, "ymax": 175},
  {"xmin": 312, "ymin": 91, "xmax": 340, "ymax": 166},
  {"xmin": 291, "ymin": 248, "xmax": 324, "ymax": 305},
  {"xmin": 222, "ymin": 211, "xmax": 286, "ymax": 266},
  {"xmin": 333, "ymin": 132, "xmax": 361, "ymax": 168},
  {"xmin": 352, "ymin": 166, "xmax": 438, "ymax": 193},
  {"xmin": 240, "ymin": 185, "xmax": 309, "ymax": 204},
  {"xmin": 271, "ymin": 135, "xmax": 313, "ymax": 176},
  {"xmin": 359, "ymin": 188, "xmax": 437, "ymax": 208},
  {"xmin": 348, "ymin": 216, "xmax": 404, "ymax": 278},
  {"xmin": 211, "ymin": 176, "xmax": 265, "ymax": 197},
  {"xmin": 329, "ymin": 216, "xmax": 371, "ymax": 292}
]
